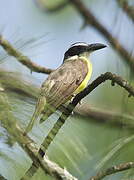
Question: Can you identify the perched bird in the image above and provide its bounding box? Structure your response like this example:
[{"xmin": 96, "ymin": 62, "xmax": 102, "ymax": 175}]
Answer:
[{"xmin": 25, "ymin": 42, "xmax": 106, "ymax": 133}]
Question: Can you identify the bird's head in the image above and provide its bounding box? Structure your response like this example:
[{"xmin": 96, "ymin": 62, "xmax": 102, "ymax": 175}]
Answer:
[{"xmin": 63, "ymin": 42, "xmax": 106, "ymax": 61}]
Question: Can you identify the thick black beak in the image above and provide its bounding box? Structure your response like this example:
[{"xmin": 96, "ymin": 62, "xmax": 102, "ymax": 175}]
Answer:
[{"xmin": 88, "ymin": 43, "xmax": 107, "ymax": 51}]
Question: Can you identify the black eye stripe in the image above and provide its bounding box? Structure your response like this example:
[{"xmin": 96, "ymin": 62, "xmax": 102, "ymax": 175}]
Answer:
[{"xmin": 64, "ymin": 45, "xmax": 88, "ymax": 59}]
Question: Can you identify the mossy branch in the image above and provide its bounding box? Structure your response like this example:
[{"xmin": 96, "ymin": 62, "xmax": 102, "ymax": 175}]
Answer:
[
  {"xmin": 89, "ymin": 162, "xmax": 134, "ymax": 180},
  {"xmin": 0, "ymin": 92, "xmax": 77, "ymax": 180},
  {"xmin": 0, "ymin": 35, "xmax": 53, "ymax": 74}
]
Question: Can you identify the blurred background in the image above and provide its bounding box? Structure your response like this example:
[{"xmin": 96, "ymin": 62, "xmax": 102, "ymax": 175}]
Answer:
[{"xmin": 0, "ymin": 0, "xmax": 134, "ymax": 179}]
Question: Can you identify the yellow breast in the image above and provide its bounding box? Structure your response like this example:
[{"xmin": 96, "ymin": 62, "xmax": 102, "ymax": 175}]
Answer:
[{"xmin": 74, "ymin": 57, "xmax": 92, "ymax": 94}]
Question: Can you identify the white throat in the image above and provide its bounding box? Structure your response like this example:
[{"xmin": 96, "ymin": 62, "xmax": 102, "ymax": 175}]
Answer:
[
  {"xmin": 64, "ymin": 52, "xmax": 90, "ymax": 62},
  {"xmin": 67, "ymin": 55, "xmax": 78, "ymax": 61}
]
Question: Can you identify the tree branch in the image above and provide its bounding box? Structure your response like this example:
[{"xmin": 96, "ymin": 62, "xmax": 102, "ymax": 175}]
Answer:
[
  {"xmin": 116, "ymin": 0, "xmax": 134, "ymax": 23},
  {"xmin": 24, "ymin": 72, "xmax": 134, "ymax": 179},
  {"xmin": 69, "ymin": 0, "xmax": 134, "ymax": 71},
  {"xmin": 89, "ymin": 162, "xmax": 134, "ymax": 180},
  {"xmin": 0, "ymin": 35, "xmax": 53, "ymax": 74}
]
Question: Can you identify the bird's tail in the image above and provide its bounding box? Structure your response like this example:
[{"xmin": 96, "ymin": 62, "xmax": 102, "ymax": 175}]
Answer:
[{"xmin": 25, "ymin": 96, "xmax": 46, "ymax": 134}]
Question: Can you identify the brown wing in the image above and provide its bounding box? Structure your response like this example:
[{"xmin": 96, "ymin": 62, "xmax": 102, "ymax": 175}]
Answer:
[{"xmin": 41, "ymin": 58, "xmax": 88, "ymax": 109}]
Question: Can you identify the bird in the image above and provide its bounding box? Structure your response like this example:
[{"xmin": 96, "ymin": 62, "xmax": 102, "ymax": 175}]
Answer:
[{"xmin": 25, "ymin": 42, "xmax": 106, "ymax": 133}]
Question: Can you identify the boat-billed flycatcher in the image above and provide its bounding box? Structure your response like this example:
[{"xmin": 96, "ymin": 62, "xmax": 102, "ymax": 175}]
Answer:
[{"xmin": 25, "ymin": 42, "xmax": 106, "ymax": 133}]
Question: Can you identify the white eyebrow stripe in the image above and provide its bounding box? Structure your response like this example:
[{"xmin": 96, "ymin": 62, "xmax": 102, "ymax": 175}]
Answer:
[{"xmin": 70, "ymin": 42, "xmax": 88, "ymax": 47}]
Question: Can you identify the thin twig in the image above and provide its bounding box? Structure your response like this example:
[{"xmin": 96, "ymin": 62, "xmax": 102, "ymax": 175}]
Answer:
[
  {"xmin": 89, "ymin": 162, "xmax": 134, "ymax": 180},
  {"xmin": 116, "ymin": 0, "xmax": 134, "ymax": 23},
  {"xmin": 24, "ymin": 72, "xmax": 134, "ymax": 179},
  {"xmin": 70, "ymin": 0, "xmax": 134, "ymax": 71},
  {"xmin": 0, "ymin": 35, "xmax": 53, "ymax": 74},
  {"xmin": 0, "ymin": 92, "xmax": 77, "ymax": 180}
]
